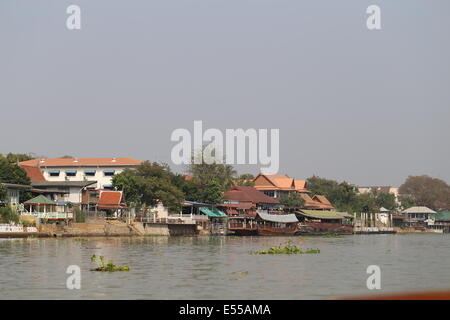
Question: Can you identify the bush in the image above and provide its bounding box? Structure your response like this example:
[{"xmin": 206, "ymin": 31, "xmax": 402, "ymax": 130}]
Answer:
[
  {"xmin": 74, "ymin": 208, "xmax": 85, "ymax": 223},
  {"xmin": 0, "ymin": 206, "xmax": 20, "ymax": 224}
]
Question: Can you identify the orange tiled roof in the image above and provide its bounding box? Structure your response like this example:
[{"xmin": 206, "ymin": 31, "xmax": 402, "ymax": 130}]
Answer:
[
  {"xmin": 20, "ymin": 165, "xmax": 46, "ymax": 182},
  {"xmin": 97, "ymin": 191, "xmax": 127, "ymax": 209},
  {"xmin": 253, "ymin": 174, "xmax": 308, "ymax": 192},
  {"xmin": 19, "ymin": 157, "xmax": 142, "ymax": 167}
]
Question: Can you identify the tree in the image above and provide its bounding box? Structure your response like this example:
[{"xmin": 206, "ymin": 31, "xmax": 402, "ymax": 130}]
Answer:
[
  {"xmin": 372, "ymin": 191, "xmax": 397, "ymax": 211},
  {"xmin": 233, "ymin": 174, "xmax": 255, "ymax": 187},
  {"xmin": 0, "ymin": 184, "xmax": 6, "ymax": 202},
  {"xmin": 0, "ymin": 158, "xmax": 31, "ymax": 185},
  {"xmin": 112, "ymin": 161, "xmax": 185, "ymax": 212},
  {"xmin": 306, "ymin": 176, "xmax": 358, "ymax": 212},
  {"xmin": 279, "ymin": 193, "xmax": 306, "ymax": 208},
  {"xmin": 1, "ymin": 153, "xmax": 35, "ymax": 164},
  {"xmin": 400, "ymin": 195, "xmax": 416, "ymax": 210},
  {"xmin": 399, "ymin": 175, "xmax": 450, "ymax": 210},
  {"xmin": 352, "ymin": 193, "xmax": 378, "ymax": 214},
  {"xmin": 0, "ymin": 206, "xmax": 19, "ymax": 224},
  {"xmin": 187, "ymin": 150, "xmax": 237, "ymax": 202}
]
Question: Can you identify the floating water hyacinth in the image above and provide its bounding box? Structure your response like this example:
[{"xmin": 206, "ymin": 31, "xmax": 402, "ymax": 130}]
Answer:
[
  {"xmin": 250, "ymin": 240, "xmax": 320, "ymax": 255},
  {"xmin": 90, "ymin": 254, "xmax": 129, "ymax": 272}
]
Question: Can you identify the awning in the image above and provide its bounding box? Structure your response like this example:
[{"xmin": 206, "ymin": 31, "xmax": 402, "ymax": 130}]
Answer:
[
  {"xmin": 48, "ymin": 170, "xmax": 60, "ymax": 174},
  {"xmin": 65, "ymin": 170, "xmax": 77, "ymax": 174},
  {"xmin": 103, "ymin": 170, "xmax": 115, "ymax": 175},
  {"xmin": 199, "ymin": 207, "xmax": 227, "ymax": 218},
  {"xmin": 257, "ymin": 211, "xmax": 298, "ymax": 223},
  {"xmin": 84, "ymin": 170, "xmax": 96, "ymax": 174},
  {"xmin": 297, "ymin": 210, "xmax": 344, "ymax": 220}
]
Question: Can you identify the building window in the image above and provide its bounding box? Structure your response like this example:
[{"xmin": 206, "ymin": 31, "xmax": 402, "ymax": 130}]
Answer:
[
  {"xmin": 264, "ymin": 191, "xmax": 275, "ymax": 197},
  {"xmin": 65, "ymin": 170, "xmax": 77, "ymax": 177},
  {"xmin": 84, "ymin": 170, "xmax": 96, "ymax": 176},
  {"xmin": 103, "ymin": 170, "xmax": 115, "ymax": 176},
  {"xmin": 48, "ymin": 170, "xmax": 60, "ymax": 177}
]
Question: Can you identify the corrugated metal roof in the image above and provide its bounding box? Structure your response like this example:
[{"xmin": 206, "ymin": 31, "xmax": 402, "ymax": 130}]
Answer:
[
  {"xmin": 297, "ymin": 210, "xmax": 344, "ymax": 220},
  {"xmin": 402, "ymin": 206, "xmax": 436, "ymax": 214},
  {"xmin": 256, "ymin": 210, "xmax": 298, "ymax": 223}
]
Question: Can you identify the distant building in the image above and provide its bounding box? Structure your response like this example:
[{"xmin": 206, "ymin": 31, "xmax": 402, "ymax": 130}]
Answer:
[
  {"xmin": 19, "ymin": 157, "xmax": 142, "ymax": 189},
  {"xmin": 358, "ymin": 186, "xmax": 400, "ymax": 204},
  {"xmin": 253, "ymin": 173, "xmax": 308, "ymax": 198},
  {"xmin": 222, "ymin": 185, "xmax": 280, "ymax": 215},
  {"xmin": 19, "ymin": 157, "xmax": 141, "ymax": 206},
  {"xmin": 253, "ymin": 173, "xmax": 334, "ymax": 210},
  {"xmin": 402, "ymin": 206, "xmax": 436, "ymax": 228},
  {"xmin": 0, "ymin": 183, "xmax": 32, "ymax": 207}
]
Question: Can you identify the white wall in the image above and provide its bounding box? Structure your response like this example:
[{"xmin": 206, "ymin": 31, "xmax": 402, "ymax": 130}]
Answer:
[{"xmin": 41, "ymin": 166, "xmax": 126, "ymax": 189}]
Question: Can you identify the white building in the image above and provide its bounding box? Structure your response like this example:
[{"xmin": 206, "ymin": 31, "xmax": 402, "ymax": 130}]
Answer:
[{"xmin": 20, "ymin": 157, "xmax": 142, "ymax": 189}]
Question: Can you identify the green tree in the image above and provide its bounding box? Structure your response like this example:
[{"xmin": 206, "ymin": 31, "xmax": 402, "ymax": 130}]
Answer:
[
  {"xmin": 0, "ymin": 157, "xmax": 32, "ymax": 202},
  {"xmin": 112, "ymin": 161, "xmax": 185, "ymax": 212},
  {"xmin": 372, "ymin": 191, "xmax": 397, "ymax": 211},
  {"xmin": 279, "ymin": 193, "xmax": 306, "ymax": 208},
  {"xmin": 399, "ymin": 175, "xmax": 450, "ymax": 210},
  {"xmin": 233, "ymin": 174, "xmax": 255, "ymax": 187},
  {"xmin": 0, "ymin": 184, "xmax": 6, "ymax": 202},
  {"xmin": 352, "ymin": 193, "xmax": 378, "ymax": 213},
  {"xmin": 306, "ymin": 176, "xmax": 358, "ymax": 212},
  {"xmin": 0, "ymin": 206, "xmax": 19, "ymax": 223},
  {"xmin": 400, "ymin": 195, "xmax": 416, "ymax": 210}
]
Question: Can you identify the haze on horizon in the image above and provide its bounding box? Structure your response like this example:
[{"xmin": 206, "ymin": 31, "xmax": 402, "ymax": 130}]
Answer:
[{"xmin": 1, "ymin": 0, "xmax": 449, "ymax": 187}]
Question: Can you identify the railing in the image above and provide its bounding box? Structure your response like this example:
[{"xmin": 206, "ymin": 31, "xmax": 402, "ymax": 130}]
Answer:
[
  {"xmin": 137, "ymin": 216, "xmax": 195, "ymax": 224},
  {"xmin": 26, "ymin": 212, "xmax": 73, "ymax": 219},
  {"xmin": 228, "ymin": 222, "xmax": 257, "ymax": 229}
]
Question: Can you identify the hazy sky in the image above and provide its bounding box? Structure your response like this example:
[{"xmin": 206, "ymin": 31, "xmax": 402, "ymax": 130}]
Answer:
[{"xmin": 1, "ymin": 0, "xmax": 449, "ymax": 186}]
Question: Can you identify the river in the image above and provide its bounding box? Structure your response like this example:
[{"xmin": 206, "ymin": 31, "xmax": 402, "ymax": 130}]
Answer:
[{"xmin": 1, "ymin": 234, "xmax": 449, "ymax": 299}]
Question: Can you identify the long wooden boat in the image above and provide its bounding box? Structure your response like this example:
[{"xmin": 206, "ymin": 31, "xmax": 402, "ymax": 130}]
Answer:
[
  {"xmin": 296, "ymin": 221, "xmax": 353, "ymax": 235},
  {"xmin": 255, "ymin": 211, "xmax": 299, "ymax": 236}
]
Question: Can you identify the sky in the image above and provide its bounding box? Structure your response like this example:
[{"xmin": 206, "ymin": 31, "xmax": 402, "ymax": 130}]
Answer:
[{"xmin": 1, "ymin": 0, "xmax": 449, "ymax": 187}]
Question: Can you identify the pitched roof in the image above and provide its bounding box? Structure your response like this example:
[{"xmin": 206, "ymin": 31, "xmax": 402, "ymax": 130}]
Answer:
[
  {"xmin": 19, "ymin": 157, "xmax": 142, "ymax": 167},
  {"xmin": 24, "ymin": 195, "xmax": 55, "ymax": 205},
  {"xmin": 253, "ymin": 174, "xmax": 308, "ymax": 192},
  {"xmin": 20, "ymin": 165, "xmax": 46, "ymax": 182},
  {"xmin": 434, "ymin": 211, "xmax": 450, "ymax": 221},
  {"xmin": 402, "ymin": 206, "xmax": 436, "ymax": 214},
  {"xmin": 223, "ymin": 186, "xmax": 279, "ymax": 204},
  {"xmin": 257, "ymin": 211, "xmax": 298, "ymax": 223},
  {"xmin": 31, "ymin": 181, "xmax": 97, "ymax": 188},
  {"xmin": 97, "ymin": 191, "xmax": 127, "ymax": 209}
]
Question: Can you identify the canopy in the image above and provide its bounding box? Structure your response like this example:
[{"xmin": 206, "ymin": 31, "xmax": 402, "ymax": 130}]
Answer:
[
  {"xmin": 24, "ymin": 195, "xmax": 55, "ymax": 205},
  {"xmin": 297, "ymin": 210, "xmax": 344, "ymax": 220},
  {"xmin": 199, "ymin": 207, "xmax": 227, "ymax": 218},
  {"xmin": 257, "ymin": 211, "xmax": 298, "ymax": 223}
]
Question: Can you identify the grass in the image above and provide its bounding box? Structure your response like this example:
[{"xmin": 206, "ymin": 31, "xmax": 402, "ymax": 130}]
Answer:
[
  {"xmin": 250, "ymin": 240, "xmax": 320, "ymax": 255},
  {"xmin": 90, "ymin": 254, "xmax": 130, "ymax": 272}
]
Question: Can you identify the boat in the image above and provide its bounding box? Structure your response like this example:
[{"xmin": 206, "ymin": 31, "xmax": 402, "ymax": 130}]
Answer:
[
  {"xmin": 255, "ymin": 211, "xmax": 299, "ymax": 236},
  {"xmin": 227, "ymin": 216, "xmax": 258, "ymax": 236}
]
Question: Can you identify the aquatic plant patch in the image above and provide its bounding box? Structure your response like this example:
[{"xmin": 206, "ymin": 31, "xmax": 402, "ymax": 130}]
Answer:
[
  {"xmin": 250, "ymin": 240, "xmax": 320, "ymax": 255},
  {"xmin": 90, "ymin": 254, "xmax": 129, "ymax": 272}
]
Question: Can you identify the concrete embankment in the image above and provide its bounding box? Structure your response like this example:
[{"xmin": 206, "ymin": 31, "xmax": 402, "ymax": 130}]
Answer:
[{"xmin": 35, "ymin": 219, "xmax": 198, "ymax": 237}]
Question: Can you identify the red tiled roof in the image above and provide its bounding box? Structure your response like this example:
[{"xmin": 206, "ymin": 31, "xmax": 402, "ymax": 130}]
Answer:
[
  {"xmin": 97, "ymin": 191, "xmax": 127, "ymax": 209},
  {"xmin": 223, "ymin": 186, "xmax": 279, "ymax": 205},
  {"xmin": 20, "ymin": 165, "xmax": 46, "ymax": 182},
  {"xmin": 19, "ymin": 157, "xmax": 142, "ymax": 167}
]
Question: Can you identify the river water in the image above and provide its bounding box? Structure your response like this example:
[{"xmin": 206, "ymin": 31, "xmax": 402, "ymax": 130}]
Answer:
[{"xmin": 1, "ymin": 234, "xmax": 450, "ymax": 299}]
